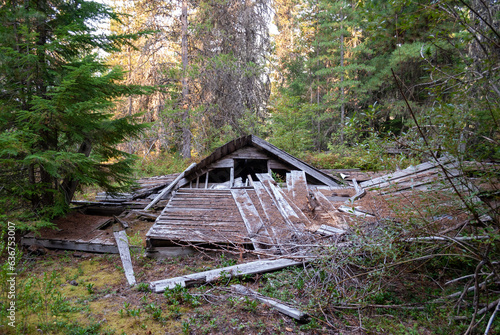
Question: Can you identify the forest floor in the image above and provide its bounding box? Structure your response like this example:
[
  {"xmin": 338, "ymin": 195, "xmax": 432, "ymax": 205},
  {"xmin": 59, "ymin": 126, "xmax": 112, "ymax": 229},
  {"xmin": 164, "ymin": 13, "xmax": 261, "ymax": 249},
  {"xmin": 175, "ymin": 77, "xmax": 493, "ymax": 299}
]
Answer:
[{"xmin": 5, "ymin": 211, "xmax": 446, "ymax": 335}]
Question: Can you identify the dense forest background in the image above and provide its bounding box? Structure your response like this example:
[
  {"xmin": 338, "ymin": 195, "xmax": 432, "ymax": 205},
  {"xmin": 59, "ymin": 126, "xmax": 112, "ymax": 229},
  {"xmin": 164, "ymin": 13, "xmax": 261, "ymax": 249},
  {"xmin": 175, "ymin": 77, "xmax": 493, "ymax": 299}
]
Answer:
[{"xmin": 0, "ymin": 0, "xmax": 498, "ymax": 220}]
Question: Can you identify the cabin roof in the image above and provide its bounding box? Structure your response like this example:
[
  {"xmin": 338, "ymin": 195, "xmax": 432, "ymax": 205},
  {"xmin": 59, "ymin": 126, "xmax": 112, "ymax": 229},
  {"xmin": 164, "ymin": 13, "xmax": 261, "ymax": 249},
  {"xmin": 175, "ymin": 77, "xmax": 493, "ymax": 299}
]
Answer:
[{"xmin": 183, "ymin": 135, "xmax": 342, "ymax": 187}]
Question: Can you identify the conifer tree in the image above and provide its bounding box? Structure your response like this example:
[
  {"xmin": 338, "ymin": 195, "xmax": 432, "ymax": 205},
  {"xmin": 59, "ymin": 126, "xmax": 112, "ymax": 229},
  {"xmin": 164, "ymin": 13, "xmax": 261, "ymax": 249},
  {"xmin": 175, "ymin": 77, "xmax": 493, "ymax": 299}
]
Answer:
[{"xmin": 0, "ymin": 0, "xmax": 150, "ymax": 221}]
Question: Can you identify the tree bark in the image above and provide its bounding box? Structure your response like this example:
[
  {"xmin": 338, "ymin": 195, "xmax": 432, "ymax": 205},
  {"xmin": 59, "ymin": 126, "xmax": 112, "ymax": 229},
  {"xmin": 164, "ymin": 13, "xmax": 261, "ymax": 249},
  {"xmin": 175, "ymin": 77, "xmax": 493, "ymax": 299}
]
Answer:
[
  {"xmin": 180, "ymin": 0, "xmax": 191, "ymax": 159},
  {"xmin": 60, "ymin": 139, "xmax": 92, "ymax": 205}
]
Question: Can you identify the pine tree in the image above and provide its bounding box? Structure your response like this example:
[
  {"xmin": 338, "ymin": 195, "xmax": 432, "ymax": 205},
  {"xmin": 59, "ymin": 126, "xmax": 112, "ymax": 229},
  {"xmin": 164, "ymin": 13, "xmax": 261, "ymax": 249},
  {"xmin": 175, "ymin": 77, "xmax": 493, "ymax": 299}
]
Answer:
[{"xmin": 0, "ymin": 0, "xmax": 150, "ymax": 221}]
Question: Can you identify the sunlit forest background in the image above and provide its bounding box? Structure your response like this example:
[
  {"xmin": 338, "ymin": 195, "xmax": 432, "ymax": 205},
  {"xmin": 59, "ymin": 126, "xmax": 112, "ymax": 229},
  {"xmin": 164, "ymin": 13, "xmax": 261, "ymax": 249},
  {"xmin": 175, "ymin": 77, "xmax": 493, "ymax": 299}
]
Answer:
[{"xmin": 0, "ymin": 0, "xmax": 498, "ymax": 221}]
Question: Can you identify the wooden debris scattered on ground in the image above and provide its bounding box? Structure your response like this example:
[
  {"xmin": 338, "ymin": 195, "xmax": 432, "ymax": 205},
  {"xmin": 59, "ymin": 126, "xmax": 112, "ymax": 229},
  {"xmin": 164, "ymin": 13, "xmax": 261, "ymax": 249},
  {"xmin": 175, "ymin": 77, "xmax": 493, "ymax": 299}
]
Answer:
[
  {"xmin": 231, "ymin": 284, "xmax": 309, "ymax": 322},
  {"xmin": 149, "ymin": 258, "xmax": 306, "ymax": 293},
  {"xmin": 113, "ymin": 230, "xmax": 136, "ymax": 286}
]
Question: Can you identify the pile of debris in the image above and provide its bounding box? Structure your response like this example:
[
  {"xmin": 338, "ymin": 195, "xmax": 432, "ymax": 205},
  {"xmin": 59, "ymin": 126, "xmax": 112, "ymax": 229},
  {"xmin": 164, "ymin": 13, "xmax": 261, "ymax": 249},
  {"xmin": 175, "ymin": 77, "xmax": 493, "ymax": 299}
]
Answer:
[{"xmin": 21, "ymin": 135, "xmax": 496, "ymax": 322}]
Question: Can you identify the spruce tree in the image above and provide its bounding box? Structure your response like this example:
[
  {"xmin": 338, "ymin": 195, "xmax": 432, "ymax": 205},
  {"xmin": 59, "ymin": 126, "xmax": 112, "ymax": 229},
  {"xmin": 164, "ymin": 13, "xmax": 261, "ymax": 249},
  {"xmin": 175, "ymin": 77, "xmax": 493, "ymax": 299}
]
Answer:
[{"xmin": 0, "ymin": 0, "xmax": 150, "ymax": 222}]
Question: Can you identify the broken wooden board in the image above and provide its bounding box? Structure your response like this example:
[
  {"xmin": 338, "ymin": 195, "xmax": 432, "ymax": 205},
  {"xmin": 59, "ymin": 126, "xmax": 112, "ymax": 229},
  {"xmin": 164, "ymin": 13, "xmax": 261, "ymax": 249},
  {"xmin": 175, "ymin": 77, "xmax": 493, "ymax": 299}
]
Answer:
[
  {"xmin": 345, "ymin": 179, "xmax": 367, "ymax": 205},
  {"xmin": 231, "ymin": 189, "xmax": 273, "ymax": 251},
  {"xmin": 145, "ymin": 163, "xmax": 196, "ymax": 210},
  {"xmin": 22, "ymin": 235, "xmax": 119, "ymax": 253},
  {"xmin": 316, "ymin": 224, "xmax": 345, "ymax": 236},
  {"xmin": 249, "ymin": 179, "xmax": 290, "ymax": 252},
  {"xmin": 338, "ymin": 205, "xmax": 375, "ymax": 217},
  {"xmin": 359, "ymin": 156, "xmax": 455, "ymax": 190},
  {"xmin": 231, "ymin": 284, "xmax": 309, "ymax": 322},
  {"xmin": 289, "ymin": 170, "xmax": 309, "ymax": 211},
  {"xmin": 309, "ymin": 188, "xmax": 344, "ymax": 228},
  {"xmin": 146, "ymin": 246, "xmax": 195, "ymax": 258},
  {"xmin": 114, "ymin": 230, "xmax": 136, "ymax": 286},
  {"xmin": 256, "ymin": 175, "xmax": 305, "ymax": 233},
  {"xmin": 150, "ymin": 258, "xmax": 305, "ymax": 293},
  {"xmin": 114, "ymin": 215, "xmax": 129, "ymax": 229}
]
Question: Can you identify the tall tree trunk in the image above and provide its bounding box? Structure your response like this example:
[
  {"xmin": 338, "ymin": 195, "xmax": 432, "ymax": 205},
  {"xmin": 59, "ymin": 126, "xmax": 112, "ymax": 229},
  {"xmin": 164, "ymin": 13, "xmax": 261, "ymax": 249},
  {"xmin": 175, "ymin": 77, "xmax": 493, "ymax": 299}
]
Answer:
[
  {"xmin": 181, "ymin": 0, "xmax": 191, "ymax": 159},
  {"xmin": 340, "ymin": 31, "xmax": 345, "ymax": 145},
  {"xmin": 60, "ymin": 139, "xmax": 92, "ymax": 205}
]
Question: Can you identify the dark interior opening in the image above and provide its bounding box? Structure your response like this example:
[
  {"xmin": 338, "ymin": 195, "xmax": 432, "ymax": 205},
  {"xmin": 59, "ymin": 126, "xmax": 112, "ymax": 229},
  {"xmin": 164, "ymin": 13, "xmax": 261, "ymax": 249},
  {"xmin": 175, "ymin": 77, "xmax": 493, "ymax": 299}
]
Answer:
[
  {"xmin": 207, "ymin": 168, "xmax": 231, "ymax": 183},
  {"xmin": 234, "ymin": 159, "xmax": 268, "ymax": 183}
]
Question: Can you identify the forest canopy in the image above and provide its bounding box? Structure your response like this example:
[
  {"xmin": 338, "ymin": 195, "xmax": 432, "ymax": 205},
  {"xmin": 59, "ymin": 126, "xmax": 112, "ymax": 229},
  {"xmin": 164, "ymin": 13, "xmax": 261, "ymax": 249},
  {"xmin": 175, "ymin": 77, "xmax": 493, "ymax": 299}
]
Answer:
[{"xmin": 0, "ymin": 0, "xmax": 498, "ymax": 223}]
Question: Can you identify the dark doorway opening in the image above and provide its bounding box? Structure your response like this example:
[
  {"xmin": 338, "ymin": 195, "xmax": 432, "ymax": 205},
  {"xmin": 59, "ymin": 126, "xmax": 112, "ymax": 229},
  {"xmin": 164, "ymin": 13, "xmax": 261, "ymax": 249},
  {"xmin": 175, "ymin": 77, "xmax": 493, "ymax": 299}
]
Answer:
[{"xmin": 234, "ymin": 159, "xmax": 268, "ymax": 183}]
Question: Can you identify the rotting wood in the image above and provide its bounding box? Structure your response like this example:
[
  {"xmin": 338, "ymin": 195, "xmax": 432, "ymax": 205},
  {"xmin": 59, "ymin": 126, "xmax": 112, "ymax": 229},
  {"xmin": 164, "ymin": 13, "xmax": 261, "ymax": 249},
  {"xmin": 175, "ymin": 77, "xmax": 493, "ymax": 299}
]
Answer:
[
  {"xmin": 231, "ymin": 284, "xmax": 309, "ymax": 322},
  {"xmin": 130, "ymin": 210, "xmax": 158, "ymax": 220},
  {"xmin": 21, "ymin": 236, "xmax": 119, "ymax": 253},
  {"xmin": 248, "ymin": 178, "xmax": 286, "ymax": 252},
  {"xmin": 338, "ymin": 205, "xmax": 374, "ymax": 217},
  {"xmin": 345, "ymin": 179, "xmax": 366, "ymax": 205},
  {"xmin": 310, "ymin": 189, "xmax": 342, "ymax": 226},
  {"xmin": 146, "ymin": 246, "xmax": 195, "ymax": 258},
  {"xmin": 113, "ymin": 215, "xmax": 129, "ymax": 229},
  {"xmin": 279, "ymin": 187, "xmax": 311, "ymax": 228},
  {"xmin": 290, "ymin": 170, "xmax": 309, "ymax": 210},
  {"xmin": 256, "ymin": 175, "xmax": 303, "ymax": 233},
  {"xmin": 359, "ymin": 155, "xmax": 454, "ymax": 189},
  {"xmin": 149, "ymin": 258, "xmax": 305, "ymax": 293},
  {"xmin": 231, "ymin": 189, "xmax": 273, "ymax": 252},
  {"xmin": 145, "ymin": 163, "xmax": 196, "ymax": 210},
  {"xmin": 316, "ymin": 224, "xmax": 345, "ymax": 236},
  {"xmin": 286, "ymin": 173, "xmax": 292, "ymax": 192},
  {"xmin": 113, "ymin": 230, "xmax": 137, "ymax": 286}
]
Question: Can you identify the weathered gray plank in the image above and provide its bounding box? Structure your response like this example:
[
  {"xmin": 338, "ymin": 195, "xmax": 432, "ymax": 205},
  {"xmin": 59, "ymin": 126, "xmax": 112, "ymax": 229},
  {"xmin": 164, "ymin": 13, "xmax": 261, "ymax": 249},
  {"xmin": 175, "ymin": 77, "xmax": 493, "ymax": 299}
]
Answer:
[
  {"xmin": 114, "ymin": 230, "xmax": 136, "ymax": 286},
  {"xmin": 359, "ymin": 156, "xmax": 454, "ymax": 189},
  {"xmin": 338, "ymin": 205, "xmax": 374, "ymax": 217},
  {"xmin": 290, "ymin": 170, "xmax": 309, "ymax": 210},
  {"xmin": 21, "ymin": 237, "xmax": 119, "ymax": 253},
  {"xmin": 231, "ymin": 284, "xmax": 309, "ymax": 321},
  {"xmin": 316, "ymin": 224, "xmax": 345, "ymax": 236},
  {"xmin": 345, "ymin": 179, "xmax": 366, "ymax": 204},
  {"xmin": 231, "ymin": 189, "xmax": 273, "ymax": 251},
  {"xmin": 114, "ymin": 215, "xmax": 129, "ymax": 229},
  {"xmin": 150, "ymin": 258, "xmax": 305, "ymax": 293},
  {"xmin": 145, "ymin": 163, "xmax": 197, "ymax": 210}
]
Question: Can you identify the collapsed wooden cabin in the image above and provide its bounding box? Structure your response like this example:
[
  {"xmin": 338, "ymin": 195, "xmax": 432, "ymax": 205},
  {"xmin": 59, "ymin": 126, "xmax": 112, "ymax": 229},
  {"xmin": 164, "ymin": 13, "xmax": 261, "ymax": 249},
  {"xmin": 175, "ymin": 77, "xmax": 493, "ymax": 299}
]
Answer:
[{"xmin": 145, "ymin": 135, "xmax": 350, "ymax": 256}]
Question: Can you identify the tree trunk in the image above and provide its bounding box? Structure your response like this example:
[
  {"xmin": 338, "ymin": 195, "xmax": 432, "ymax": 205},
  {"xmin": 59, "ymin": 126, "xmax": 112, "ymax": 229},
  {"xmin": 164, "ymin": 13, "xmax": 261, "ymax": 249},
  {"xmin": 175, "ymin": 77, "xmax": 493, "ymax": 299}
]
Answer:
[
  {"xmin": 340, "ymin": 31, "xmax": 345, "ymax": 145},
  {"xmin": 60, "ymin": 139, "xmax": 92, "ymax": 205},
  {"xmin": 181, "ymin": 0, "xmax": 191, "ymax": 159}
]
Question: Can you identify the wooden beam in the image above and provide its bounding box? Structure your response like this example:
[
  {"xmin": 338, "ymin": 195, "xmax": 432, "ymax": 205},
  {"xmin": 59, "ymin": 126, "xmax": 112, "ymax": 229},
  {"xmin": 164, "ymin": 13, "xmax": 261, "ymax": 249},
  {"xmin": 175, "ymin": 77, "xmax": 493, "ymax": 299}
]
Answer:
[
  {"xmin": 144, "ymin": 163, "xmax": 196, "ymax": 210},
  {"xmin": 205, "ymin": 171, "xmax": 209, "ymax": 189},
  {"xmin": 113, "ymin": 215, "xmax": 129, "ymax": 229},
  {"xmin": 231, "ymin": 189, "xmax": 272, "ymax": 251},
  {"xmin": 311, "ymin": 189, "xmax": 342, "ymax": 227},
  {"xmin": 149, "ymin": 258, "xmax": 305, "ymax": 293},
  {"xmin": 21, "ymin": 236, "xmax": 119, "ymax": 253},
  {"xmin": 230, "ymin": 167, "xmax": 234, "ymax": 188},
  {"xmin": 316, "ymin": 224, "xmax": 345, "ymax": 236},
  {"xmin": 231, "ymin": 284, "xmax": 309, "ymax": 322},
  {"xmin": 344, "ymin": 179, "xmax": 366, "ymax": 205},
  {"xmin": 359, "ymin": 155, "xmax": 454, "ymax": 189},
  {"xmin": 290, "ymin": 170, "xmax": 309, "ymax": 210},
  {"xmin": 113, "ymin": 230, "xmax": 137, "ymax": 286}
]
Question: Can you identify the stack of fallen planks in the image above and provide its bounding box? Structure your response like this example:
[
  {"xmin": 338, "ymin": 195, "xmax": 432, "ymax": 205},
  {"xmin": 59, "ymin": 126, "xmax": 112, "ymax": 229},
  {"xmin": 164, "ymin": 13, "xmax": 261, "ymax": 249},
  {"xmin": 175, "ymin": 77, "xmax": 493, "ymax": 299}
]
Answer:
[{"xmin": 359, "ymin": 155, "xmax": 464, "ymax": 195}]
